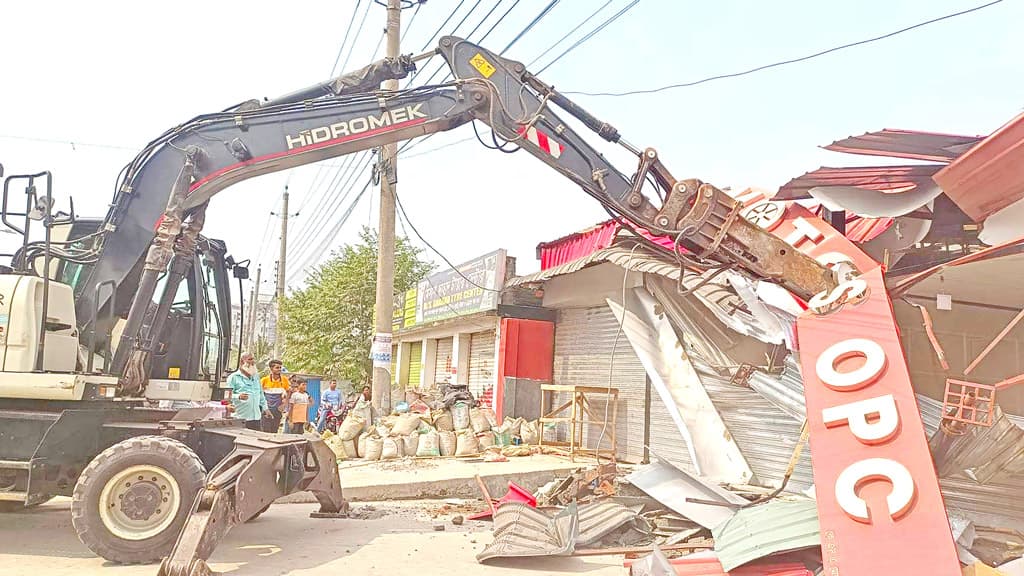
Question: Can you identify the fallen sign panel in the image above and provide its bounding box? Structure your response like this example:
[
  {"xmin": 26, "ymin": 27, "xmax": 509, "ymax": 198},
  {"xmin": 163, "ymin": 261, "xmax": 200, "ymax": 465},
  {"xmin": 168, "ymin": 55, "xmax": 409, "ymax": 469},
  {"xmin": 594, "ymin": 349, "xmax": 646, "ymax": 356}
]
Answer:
[
  {"xmin": 796, "ymin": 267, "xmax": 960, "ymax": 575},
  {"xmin": 625, "ymin": 458, "xmax": 749, "ymax": 530}
]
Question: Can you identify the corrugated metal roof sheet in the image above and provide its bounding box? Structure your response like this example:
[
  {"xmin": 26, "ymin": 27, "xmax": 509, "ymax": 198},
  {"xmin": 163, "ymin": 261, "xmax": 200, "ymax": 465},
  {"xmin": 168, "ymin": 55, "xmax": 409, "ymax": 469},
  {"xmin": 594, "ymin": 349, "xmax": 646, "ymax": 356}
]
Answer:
[
  {"xmin": 698, "ymin": 363, "xmax": 815, "ymax": 493},
  {"xmin": 929, "ymin": 406, "xmax": 1024, "ymax": 485},
  {"xmin": 626, "ymin": 459, "xmax": 749, "ymax": 529},
  {"xmin": 918, "ymin": 395, "xmax": 1024, "ymax": 522},
  {"xmin": 823, "ymin": 129, "xmax": 981, "ymax": 163},
  {"xmin": 798, "ymin": 201, "xmax": 894, "ymax": 244},
  {"xmin": 506, "ymin": 245, "xmax": 684, "ymax": 287},
  {"xmin": 775, "ymin": 165, "xmax": 943, "ymax": 201},
  {"xmin": 711, "ymin": 499, "xmax": 821, "ymax": 572},
  {"xmin": 889, "ymin": 236, "xmax": 1024, "ymax": 300},
  {"xmin": 747, "ymin": 356, "xmax": 807, "ymax": 422},
  {"xmin": 934, "ymin": 111, "xmax": 1024, "ymax": 222}
]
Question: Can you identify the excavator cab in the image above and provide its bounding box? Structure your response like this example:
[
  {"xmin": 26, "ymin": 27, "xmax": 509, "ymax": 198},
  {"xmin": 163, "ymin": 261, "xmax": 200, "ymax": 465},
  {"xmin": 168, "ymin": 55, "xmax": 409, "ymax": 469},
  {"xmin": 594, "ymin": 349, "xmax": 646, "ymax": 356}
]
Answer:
[
  {"xmin": 55, "ymin": 218, "xmax": 239, "ymax": 388},
  {"xmin": 0, "ymin": 171, "xmax": 241, "ymax": 396}
]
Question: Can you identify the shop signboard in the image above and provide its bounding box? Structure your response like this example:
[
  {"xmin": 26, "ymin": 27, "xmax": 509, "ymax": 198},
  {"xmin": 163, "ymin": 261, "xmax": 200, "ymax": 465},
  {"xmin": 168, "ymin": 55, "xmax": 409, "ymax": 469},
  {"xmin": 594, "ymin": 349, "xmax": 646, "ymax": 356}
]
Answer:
[{"xmin": 393, "ymin": 249, "xmax": 507, "ymax": 330}]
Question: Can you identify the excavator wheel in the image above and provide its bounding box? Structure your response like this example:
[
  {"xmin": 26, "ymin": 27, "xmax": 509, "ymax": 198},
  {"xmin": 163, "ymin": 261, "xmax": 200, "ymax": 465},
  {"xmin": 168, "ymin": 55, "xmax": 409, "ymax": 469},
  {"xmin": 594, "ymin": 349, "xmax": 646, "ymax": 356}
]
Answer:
[{"xmin": 71, "ymin": 435, "xmax": 206, "ymax": 564}]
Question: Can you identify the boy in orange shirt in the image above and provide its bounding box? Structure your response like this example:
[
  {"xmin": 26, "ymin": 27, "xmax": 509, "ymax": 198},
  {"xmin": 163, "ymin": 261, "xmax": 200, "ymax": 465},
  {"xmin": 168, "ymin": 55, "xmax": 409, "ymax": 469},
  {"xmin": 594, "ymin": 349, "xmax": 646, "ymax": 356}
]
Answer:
[{"xmin": 288, "ymin": 378, "xmax": 310, "ymax": 434}]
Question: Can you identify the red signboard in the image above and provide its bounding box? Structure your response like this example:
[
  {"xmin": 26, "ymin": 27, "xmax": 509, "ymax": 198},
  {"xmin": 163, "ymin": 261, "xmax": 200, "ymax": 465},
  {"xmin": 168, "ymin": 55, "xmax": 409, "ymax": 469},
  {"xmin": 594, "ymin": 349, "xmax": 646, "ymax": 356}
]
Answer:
[
  {"xmin": 797, "ymin": 268, "xmax": 959, "ymax": 575},
  {"xmin": 740, "ymin": 195, "xmax": 960, "ymax": 575}
]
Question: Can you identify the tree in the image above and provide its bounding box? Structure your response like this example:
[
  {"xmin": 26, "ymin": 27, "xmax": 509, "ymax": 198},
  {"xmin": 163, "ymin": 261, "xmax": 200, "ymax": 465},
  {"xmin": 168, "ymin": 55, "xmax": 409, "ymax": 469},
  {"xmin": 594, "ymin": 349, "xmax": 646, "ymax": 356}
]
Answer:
[{"xmin": 281, "ymin": 226, "xmax": 433, "ymax": 384}]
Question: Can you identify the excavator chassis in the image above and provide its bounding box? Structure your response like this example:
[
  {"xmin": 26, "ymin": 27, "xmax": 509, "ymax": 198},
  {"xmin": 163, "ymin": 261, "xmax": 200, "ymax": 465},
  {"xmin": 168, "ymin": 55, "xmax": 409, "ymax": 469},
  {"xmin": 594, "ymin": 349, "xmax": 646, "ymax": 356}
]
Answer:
[{"xmin": 0, "ymin": 404, "xmax": 346, "ymax": 574}]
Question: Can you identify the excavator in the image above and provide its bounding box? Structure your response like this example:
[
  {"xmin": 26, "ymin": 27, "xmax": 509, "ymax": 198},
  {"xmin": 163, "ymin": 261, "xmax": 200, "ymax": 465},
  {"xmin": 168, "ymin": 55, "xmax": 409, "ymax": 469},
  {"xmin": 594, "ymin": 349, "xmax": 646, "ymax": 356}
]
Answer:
[{"xmin": 0, "ymin": 36, "xmax": 841, "ymax": 576}]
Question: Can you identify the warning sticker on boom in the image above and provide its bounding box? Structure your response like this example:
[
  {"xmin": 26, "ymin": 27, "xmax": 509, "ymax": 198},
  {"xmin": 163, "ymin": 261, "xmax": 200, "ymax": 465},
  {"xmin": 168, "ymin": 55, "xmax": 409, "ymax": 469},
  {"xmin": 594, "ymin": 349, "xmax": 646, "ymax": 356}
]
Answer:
[{"xmin": 469, "ymin": 53, "xmax": 496, "ymax": 78}]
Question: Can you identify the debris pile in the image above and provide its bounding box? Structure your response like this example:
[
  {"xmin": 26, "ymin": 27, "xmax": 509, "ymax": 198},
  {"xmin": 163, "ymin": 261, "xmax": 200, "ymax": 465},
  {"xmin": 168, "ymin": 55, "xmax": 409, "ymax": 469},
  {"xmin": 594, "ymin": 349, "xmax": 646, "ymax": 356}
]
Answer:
[
  {"xmin": 473, "ymin": 457, "xmax": 1024, "ymax": 575},
  {"xmin": 321, "ymin": 384, "xmax": 545, "ymax": 463}
]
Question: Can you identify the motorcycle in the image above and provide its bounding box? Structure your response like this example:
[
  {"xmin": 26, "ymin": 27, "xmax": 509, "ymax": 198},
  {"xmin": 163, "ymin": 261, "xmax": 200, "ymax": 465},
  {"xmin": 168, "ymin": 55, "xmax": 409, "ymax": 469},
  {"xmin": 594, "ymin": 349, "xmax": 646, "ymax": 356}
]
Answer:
[{"xmin": 316, "ymin": 398, "xmax": 357, "ymax": 434}]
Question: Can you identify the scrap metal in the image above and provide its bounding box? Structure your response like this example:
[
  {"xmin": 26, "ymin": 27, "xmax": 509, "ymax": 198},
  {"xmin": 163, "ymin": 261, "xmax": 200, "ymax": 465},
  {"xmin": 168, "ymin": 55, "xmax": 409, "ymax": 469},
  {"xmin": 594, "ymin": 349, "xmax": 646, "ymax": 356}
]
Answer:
[
  {"xmin": 929, "ymin": 405, "xmax": 1024, "ymax": 484},
  {"xmin": 625, "ymin": 458, "xmax": 748, "ymax": 530},
  {"xmin": 711, "ymin": 499, "xmax": 821, "ymax": 572},
  {"xmin": 478, "ymin": 500, "xmax": 644, "ymax": 562},
  {"xmin": 608, "ymin": 291, "xmax": 754, "ymax": 484}
]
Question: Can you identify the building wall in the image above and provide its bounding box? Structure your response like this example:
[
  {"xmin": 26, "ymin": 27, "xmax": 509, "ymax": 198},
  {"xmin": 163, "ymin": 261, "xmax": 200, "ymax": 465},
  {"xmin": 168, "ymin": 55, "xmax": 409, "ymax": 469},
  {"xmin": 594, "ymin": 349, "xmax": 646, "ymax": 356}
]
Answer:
[
  {"xmin": 895, "ymin": 300, "xmax": 1024, "ymax": 414},
  {"xmin": 542, "ymin": 263, "xmax": 642, "ymax": 309}
]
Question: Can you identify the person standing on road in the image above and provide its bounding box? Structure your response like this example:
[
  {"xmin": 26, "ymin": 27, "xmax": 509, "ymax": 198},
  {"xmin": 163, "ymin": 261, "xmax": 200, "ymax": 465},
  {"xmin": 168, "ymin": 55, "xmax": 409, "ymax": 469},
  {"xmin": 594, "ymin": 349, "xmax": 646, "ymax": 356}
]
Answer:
[
  {"xmin": 316, "ymin": 379, "xmax": 343, "ymax": 433},
  {"xmin": 260, "ymin": 359, "xmax": 290, "ymax": 433},
  {"xmin": 229, "ymin": 352, "xmax": 271, "ymax": 430},
  {"xmin": 288, "ymin": 378, "xmax": 311, "ymax": 434}
]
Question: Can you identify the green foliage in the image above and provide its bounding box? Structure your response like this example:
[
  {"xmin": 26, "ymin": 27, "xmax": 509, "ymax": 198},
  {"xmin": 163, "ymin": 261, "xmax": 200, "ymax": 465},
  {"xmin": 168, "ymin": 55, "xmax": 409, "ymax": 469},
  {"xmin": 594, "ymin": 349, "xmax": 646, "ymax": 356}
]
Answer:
[{"xmin": 281, "ymin": 226, "xmax": 432, "ymax": 384}]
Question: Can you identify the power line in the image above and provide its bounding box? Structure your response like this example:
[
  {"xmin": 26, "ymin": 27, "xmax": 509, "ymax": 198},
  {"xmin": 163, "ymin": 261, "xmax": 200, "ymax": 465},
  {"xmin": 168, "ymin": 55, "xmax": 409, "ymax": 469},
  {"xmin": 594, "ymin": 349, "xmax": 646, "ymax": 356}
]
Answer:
[
  {"xmin": 291, "ymin": 152, "xmax": 371, "ymax": 245},
  {"xmin": 535, "ymin": 0, "xmax": 640, "ymax": 74},
  {"xmin": 393, "ymin": 189, "xmax": 497, "ymax": 291},
  {"xmin": 568, "ymin": 0, "xmax": 1006, "ymax": 97},
  {"xmin": 525, "ymin": 0, "xmax": 613, "ymax": 68},
  {"xmin": 289, "ymin": 152, "xmax": 375, "ymax": 267},
  {"xmin": 290, "ymin": 152, "xmax": 375, "ymax": 263},
  {"xmin": 0, "ymin": 134, "xmax": 137, "ymax": 151},
  {"xmin": 339, "ymin": 0, "xmax": 377, "ymax": 73},
  {"xmin": 400, "ymin": 1, "xmax": 424, "ymax": 43},
  {"xmin": 399, "ymin": 0, "xmax": 543, "ymax": 155},
  {"xmin": 499, "ymin": 0, "xmax": 560, "ymax": 55},
  {"xmin": 401, "ymin": 135, "xmax": 476, "ymax": 158},
  {"xmin": 329, "ymin": 0, "xmax": 365, "ymax": 76},
  {"xmin": 288, "ymin": 178, "xmax": 375, "ymax": 284},
  {"xmin": 417, "ymin": 0, "xmax": 508, "ymax": 85},
  {"xmin": 404, "ymin": 0, "xmax": 486, "ymax": 87}
]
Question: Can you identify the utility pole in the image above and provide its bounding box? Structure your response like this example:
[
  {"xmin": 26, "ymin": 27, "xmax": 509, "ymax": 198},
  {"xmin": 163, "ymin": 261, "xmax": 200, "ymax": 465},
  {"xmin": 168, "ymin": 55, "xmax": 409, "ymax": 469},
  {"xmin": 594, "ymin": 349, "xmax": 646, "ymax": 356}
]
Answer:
[
  {"xmin": 371, "ymin": 0, "xmax": 402, "ymax": 415},
  {"xmin": 272, "ymin": 186, "xmax": 296, "ymax": 359},
  {"xmin": 246, "ymin": 265, "xmax": 262, "ymax": 350}
]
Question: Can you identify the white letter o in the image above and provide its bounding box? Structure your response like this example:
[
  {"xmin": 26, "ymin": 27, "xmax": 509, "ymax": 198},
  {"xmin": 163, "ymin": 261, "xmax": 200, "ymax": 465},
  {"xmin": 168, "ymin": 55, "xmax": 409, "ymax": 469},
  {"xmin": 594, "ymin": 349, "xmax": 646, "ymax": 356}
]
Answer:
[{"xmin": 815, "ymin": 338, "xmax": 886, "ymax": 391}]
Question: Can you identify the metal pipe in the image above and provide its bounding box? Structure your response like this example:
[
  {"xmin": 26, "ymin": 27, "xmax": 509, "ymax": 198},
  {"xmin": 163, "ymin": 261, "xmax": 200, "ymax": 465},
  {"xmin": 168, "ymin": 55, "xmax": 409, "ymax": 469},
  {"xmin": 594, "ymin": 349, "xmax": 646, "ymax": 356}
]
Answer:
[
  {"xmin": 34, "ymin": 172, "xmax": 53, "ymax": 372},
  {"xmin": 965, "ymin": 307, "xmax": 1024, "ymax": 376},
  {"xmin": 523, "ymin": 74, "xmax": 621, "ymax": 143}
]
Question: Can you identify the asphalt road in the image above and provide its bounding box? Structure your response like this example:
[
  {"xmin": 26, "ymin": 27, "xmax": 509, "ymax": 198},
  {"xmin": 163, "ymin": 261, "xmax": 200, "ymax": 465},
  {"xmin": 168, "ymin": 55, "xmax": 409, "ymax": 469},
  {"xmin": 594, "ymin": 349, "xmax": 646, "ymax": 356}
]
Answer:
[{"xmin": 0, "ymin": 498, "xmax": 624, "ymax": 576}]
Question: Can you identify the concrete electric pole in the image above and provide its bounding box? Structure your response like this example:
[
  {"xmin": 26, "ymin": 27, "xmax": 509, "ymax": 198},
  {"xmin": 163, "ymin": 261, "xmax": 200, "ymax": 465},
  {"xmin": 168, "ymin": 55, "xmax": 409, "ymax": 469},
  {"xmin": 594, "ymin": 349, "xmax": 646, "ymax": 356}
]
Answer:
[
  {"xmin": 246, "ymin": 265, "xmax": 262, "ymax": 350},
  {"xmin": 371, "ymin": 0, "xmax": 402, "ymax": 415},
  {"xmin": 273, "ymin": 186, "xmax": 297, "ymax": 359}
]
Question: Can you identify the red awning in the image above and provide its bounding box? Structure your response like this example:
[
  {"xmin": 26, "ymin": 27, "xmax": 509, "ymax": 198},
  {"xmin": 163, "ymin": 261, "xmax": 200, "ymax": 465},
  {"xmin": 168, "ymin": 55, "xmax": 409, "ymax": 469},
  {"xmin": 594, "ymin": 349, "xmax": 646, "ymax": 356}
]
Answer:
[
  {"xmin": 823, "ymin": 129, "xmax": 981, "ymax": 163},
  {"xmin": 776, "ymin": 165, "xmax": 943, "ymax": 201},
  {"xmin": 536, "ymin": 220, "xmax": 619, "ymax": 270}
]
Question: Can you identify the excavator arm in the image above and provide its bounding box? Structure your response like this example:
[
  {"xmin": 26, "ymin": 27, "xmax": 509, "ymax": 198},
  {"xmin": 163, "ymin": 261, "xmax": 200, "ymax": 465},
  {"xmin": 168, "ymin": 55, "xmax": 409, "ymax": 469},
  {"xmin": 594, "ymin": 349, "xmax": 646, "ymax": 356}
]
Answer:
[{"xmin": 63, "ymin": 35, "xmax": 833, "ymax": 395}]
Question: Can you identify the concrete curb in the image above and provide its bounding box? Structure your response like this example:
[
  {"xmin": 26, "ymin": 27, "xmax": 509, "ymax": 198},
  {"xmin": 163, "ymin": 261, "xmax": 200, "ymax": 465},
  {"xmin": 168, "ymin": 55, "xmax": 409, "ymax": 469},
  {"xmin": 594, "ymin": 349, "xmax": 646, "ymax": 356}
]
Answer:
[{"xmin": 279, "ymin": 464, "xmax": 575, "ymax": 503}]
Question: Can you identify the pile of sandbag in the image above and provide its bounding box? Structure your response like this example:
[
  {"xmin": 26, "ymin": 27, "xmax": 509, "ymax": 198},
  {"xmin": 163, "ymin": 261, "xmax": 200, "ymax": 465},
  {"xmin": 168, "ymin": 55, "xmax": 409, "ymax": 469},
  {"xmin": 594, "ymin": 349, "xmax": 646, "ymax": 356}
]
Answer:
[{"xmin": 326, "ymin": 392, "xmax": 543, "ymax": 461}]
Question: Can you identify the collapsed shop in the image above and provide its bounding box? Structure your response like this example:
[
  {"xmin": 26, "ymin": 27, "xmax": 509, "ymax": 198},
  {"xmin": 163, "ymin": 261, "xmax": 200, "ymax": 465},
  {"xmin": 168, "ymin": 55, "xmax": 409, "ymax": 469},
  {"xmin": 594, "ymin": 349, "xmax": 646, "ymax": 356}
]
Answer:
[{"xmin": 497, "ymin": 113, "xmax": 1024, "ymax": 540}]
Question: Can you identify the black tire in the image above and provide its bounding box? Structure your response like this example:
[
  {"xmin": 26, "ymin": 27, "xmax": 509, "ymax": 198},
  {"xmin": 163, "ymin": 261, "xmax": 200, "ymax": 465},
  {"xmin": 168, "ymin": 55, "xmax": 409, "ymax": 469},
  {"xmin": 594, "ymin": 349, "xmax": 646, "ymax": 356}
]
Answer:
[{"xmin": 71, "ymin": 435, "xmax": 206, "ymax": 564}]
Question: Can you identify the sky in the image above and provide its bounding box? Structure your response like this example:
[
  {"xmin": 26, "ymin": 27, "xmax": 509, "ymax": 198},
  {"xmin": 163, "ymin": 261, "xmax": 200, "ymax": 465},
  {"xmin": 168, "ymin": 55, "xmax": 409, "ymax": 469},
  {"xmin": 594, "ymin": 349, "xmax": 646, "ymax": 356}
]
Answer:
[{"xmin": 1, "ymin": 0, "xmax": 1021, "ymax": 306}]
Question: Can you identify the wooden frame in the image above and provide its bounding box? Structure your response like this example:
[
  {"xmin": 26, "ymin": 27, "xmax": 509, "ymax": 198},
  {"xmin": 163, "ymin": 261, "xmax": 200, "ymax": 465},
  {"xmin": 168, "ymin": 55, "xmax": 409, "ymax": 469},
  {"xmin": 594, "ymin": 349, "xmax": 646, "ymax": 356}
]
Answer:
[{"xmin": 537, "ymin": 384, "xmax": 619, "ymax": 462}]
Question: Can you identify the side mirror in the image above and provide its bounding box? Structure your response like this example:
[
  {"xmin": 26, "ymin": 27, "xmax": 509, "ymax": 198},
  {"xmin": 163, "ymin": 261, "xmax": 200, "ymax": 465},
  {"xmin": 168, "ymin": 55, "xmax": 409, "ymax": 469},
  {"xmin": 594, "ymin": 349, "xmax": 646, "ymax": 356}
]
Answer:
[{"xmin": 233, "ymin": 265, "xmax": 250, "ymax": 280}]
